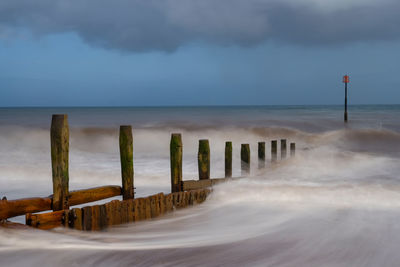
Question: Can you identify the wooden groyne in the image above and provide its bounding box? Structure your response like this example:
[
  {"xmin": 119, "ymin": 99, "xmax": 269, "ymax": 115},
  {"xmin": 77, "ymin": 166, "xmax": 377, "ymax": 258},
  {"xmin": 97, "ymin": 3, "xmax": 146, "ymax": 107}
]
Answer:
[{"xmin": 0, "ymin": 114, "xmax": 295, "ymax": 231}]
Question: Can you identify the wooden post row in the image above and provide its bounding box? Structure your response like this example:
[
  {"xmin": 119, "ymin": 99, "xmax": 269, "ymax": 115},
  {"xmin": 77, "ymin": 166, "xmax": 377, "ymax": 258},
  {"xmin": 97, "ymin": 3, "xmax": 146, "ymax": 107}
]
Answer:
[
  {"xmin": 225, "ymin": 141, "xmax": 232, "ymax": 178},
  {"xmin": 198, "ymin": 139, "xmax": 210, "ymax": 180},
  {"xmin": 51, "ymin": 114, "xmax": 69, "ymax": 211},
  {"xmin": 241, "ymin": 144, "xmax": 250, "ymax": 175},
  {"xmin": 170, "ymin": 134, "xmax": 183, "ymax": 193},
  {"xmin": 119, "ymin": 125, "xmax": 134, "ymax": 200},
  {"xmin": 258, "ymin": 142, "xmax": 265, "ymax": 169}
]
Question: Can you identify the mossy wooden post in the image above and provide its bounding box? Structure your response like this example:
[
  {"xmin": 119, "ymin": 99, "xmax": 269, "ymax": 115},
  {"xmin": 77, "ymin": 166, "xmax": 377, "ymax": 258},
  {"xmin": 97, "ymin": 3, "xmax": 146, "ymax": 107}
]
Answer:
[
  {"xmin": 119, "ymin": 125, "xmax": 134, "ymax": 200},
  {"xmin": 258, "ymin": 142, "xmax": 265, "ymax": 169},
  {"xmin": 241, "ymin": 144, "xmax": 250, "ymax": 176},
  {"xmin": 290, "ymin": 143, "xmax": 296, "ymax": 157},
  {"xmin": 271, "ymin": 140, "xmax": 277, "ymax": 163},
  {"xmin": 51, "ymin": 114, "xmax": 69, "ymax": 211},
  {"xmin": 198, "ymin": 139, "xmax": 210, "ymax": 180},
  {"xmin": 170, "ymin": 133, "xmax": 182, "ymax": 193},
  {"xmin": 225, "ymin": 141, "xmax": 232, "ymax": 178},
  {"xmin": 281, "ymin": 139, "xmax": 287, "ymax": 159}
]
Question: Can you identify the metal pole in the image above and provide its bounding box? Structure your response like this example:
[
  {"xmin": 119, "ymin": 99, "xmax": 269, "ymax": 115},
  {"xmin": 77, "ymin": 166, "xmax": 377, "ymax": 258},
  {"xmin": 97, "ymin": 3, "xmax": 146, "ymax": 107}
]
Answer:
[{"xmin": 344, "ymin": 82, "xmax": 348, "ymax": 122}]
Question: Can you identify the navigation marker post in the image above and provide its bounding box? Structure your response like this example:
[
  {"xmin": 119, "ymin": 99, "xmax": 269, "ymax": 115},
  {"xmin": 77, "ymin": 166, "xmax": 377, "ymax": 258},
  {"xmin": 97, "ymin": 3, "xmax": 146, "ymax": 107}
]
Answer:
[{"xmin": 343, "ymin": 75, "xmax": 350, "ymax": 122}]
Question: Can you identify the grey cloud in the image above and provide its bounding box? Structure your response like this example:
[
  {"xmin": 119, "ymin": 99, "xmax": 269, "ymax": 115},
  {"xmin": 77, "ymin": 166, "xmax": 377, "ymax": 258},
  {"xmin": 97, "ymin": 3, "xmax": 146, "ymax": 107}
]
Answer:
[{"xmin": 0, "ymin": 0, "xmax": 399, "ymax": 52}]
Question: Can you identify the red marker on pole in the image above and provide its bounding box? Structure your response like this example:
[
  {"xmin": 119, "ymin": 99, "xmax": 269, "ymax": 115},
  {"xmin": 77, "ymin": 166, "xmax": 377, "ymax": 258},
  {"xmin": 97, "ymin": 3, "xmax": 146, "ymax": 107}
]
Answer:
[{"xmin": 343, "ymin": 75, "xmax": 349, "ymax": 122}]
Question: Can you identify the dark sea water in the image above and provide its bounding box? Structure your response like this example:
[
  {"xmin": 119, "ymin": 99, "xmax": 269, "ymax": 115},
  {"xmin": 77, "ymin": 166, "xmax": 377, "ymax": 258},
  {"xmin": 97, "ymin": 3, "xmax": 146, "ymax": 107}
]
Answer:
[{"xmin": 1, "ymin": 105, "xmax": 400, "ymax": 266}]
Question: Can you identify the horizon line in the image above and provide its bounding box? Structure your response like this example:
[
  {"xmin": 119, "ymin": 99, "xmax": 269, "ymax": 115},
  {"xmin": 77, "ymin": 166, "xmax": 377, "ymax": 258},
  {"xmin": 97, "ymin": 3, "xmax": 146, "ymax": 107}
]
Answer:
[{"xmin": 1, "ymin": 103, "xmax": 400, "ymax": 109}]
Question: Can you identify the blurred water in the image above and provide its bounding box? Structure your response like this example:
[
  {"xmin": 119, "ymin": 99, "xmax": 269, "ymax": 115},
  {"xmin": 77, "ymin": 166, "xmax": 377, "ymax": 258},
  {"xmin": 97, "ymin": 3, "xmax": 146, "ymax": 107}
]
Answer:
[{"xmin": 1, "ymin": 105, "xmax": 400, "ymax": 266}]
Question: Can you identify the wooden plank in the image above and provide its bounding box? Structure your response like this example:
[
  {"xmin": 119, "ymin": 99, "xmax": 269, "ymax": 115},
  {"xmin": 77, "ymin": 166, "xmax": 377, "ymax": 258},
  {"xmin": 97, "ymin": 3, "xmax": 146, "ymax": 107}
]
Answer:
[
  {"xmin": 182, "ymin": 179, "xmax": 212, "ymax": 191},
  {"xmin": 91, "ymin": 205, "xmax": 101, "ymax": 231},
  {"xmin": 68, "ymin": 208, "xmax": 82, "ymax": 230},
  {"xmin": 121, "ymin": 200, "xmax": 129, "ymax": 224},
  {"xmin": 158, "ymin": 193, "xmax": 166, "ymax": 215},
  {"xmin": 82, "ymin": 206, "xmax": 92, "ymax": 231},
  {"xmin": 69, "ymin": 185, "xmax": 122, "ymax": 206},
  {"xmin": 145, "ymin": 197, "xmax": 151, "ymax": 219},
  {"xmin": 178, "ymin": 192, "xmax": 185, "ymax": 208},
  {"xmin": 150, "ymin": 195, "xmax": 161, "ymax": 218},
  {"xmin": 119, "ymin": 126, "xmax": 134, "ymax": 200},
  {"xmin": 133, "ymin": 198, "xmax": 140, "ymax": 221},
  {"xmin": 137, "ymin": 198, "xmax": 146, "ymax": 221},
  {"xmin": 0, "ymin": 197, "xmax": 52, "ymax": 220},
  {"xmin": 188, "ymin": 191, "xmax": 195, "ymax": 205},
  {"xmin": 184, "ymin": 191, "xmax": 190, "ymax": 207},
  {"xmin": 63, "ymin": 210, "xmax": 69, "ymax": 227},
  {"xmin": 172, "ymin": 192, "xmax": 179, "ymax": 208},
  {"xmin": 197, "ymin": 190, "xmax": 204, "ymax": 203},
  {"xmin": 105, "ymin": 201, "xmax": 114, "ymax": 226},
  {"xmin": 193, "ymin": 190, "xmax": 200, "ymax": 204},
  {"xmin": 127, "ymin": 200, "xmax": 135, "ymax": 223},
  {"xmin": 212, "ymin": 178, "xmax": 231, "ymax": 185},
  {"xmin": 26, "ymin": 210, "xmax": 65, "ymax": 230},
  {"xmin": 51, "ymin": 114, "xmax": 69, "ymax": 211},
  {"xmin": 112, "ymin": 200, "xmax": 122, "ymax": 225},
  {"xmin": 0, "ymin": 185, "xmax": 122, "ymax": 220},
  {"xmin": 99, "ymin": 204, "xmax": 107, "ymax": 230},
  {"xmin": 182, "ymin": 191, "xmax": 190, "ymax": 208},
  {"xmin": 198, "ymin": 189, "xmax": 210, "ymax": 203},
  {"xmin": 165, "ymin": 193, "xmax": 173, "ymax": 212}
]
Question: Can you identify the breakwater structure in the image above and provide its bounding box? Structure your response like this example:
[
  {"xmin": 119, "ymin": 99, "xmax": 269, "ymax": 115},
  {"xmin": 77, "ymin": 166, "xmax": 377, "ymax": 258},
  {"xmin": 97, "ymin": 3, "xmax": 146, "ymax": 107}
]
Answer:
[{"xmin": 0, "ymin": 115, "xmax": 295, "ymax": 231}]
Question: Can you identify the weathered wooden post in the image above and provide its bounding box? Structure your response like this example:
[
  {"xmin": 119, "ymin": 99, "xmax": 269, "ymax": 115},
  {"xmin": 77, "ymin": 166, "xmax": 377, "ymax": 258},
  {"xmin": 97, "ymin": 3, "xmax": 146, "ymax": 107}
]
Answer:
[
  {"xmin": 170, "ymin": 133, "xmax": 182, "ymax": 193},
  {"xmin": 241, "ymin": 144, "xmax": 250, "ymax": 175},
  {"xmin": 290, "ymin": 143, "xmax": 296, "ymax": 157},
  {"xmin": 51, "ymin": 114, "xmax": 69, "ymax": 211},
  {"xmin": 119, "ymin": 125, "xmax": 134, "ymax": 200},
  {"xmin": 198, "ymin": 139, "xmax": 210, "ymax": 180},
  {"xmin": 281, "ymin": 139, "xmax": 287, "ymax": 159},
  {"xmin": 271, "ymin": 140, "xmax": 277, "ymax": 163},
  {"xmin": 258, "ymin": 142, "xmax": 265, "ymax": 169},
  {"xmin": 225, "ymin": 141, "xmax": 232, "ymax": 178}
]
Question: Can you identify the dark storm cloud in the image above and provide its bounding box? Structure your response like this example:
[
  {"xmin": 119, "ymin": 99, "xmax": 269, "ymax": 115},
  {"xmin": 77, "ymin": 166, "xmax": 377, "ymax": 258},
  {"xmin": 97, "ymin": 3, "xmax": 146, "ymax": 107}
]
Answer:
[{"xmin": 0, "ymin": 0, "xmax": 399, "ymax": 52}]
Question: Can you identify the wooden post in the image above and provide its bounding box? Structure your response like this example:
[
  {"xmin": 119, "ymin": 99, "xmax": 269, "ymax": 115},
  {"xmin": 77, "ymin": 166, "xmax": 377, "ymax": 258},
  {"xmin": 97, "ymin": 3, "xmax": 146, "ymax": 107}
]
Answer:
[
  {"xmin": 271, "ymin": 140, "xmax": 277, "ymax": 163},
  {"xmin": 258, "ymin": 142, "xmax": 265, "ymax": 169},
  {"xmin": 170, "ymin": 133, "xmax": 182, "ymax": 193},
  {"xmin": 225, "ymin": 141, "xmax": 232, "ymax": 178},
  {"xmin": 198, "ymin": 139, "xmax": 210, "ymax": 180},
  {"xmin": 241, "ymin": 144, "xmax": 250, "ymax": 175},
  {"xmin": 51, "ymin": 114, "xmax": 69, "ymax": 211},
  {"xmin": 281, "ymin": 139, "xmax": 287, "ymax": 159},
  {"xmin": 119, "ymin": 126, "xmax": 134, "ymax": 200},
  {"xmin": 290, "ymin": 143, "xmax": 296, "ymax": 157},
  {"xmin": 91, "ymin": 205, "xmax": 101, "ymax": 231}
]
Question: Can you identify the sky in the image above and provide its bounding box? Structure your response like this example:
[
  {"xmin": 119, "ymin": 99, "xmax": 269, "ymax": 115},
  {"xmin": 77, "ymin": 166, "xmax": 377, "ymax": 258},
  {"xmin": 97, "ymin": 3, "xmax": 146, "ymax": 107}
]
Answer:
[{"xmin": 1, "ymin": 0, "xmax": 400, "ymax": 107}]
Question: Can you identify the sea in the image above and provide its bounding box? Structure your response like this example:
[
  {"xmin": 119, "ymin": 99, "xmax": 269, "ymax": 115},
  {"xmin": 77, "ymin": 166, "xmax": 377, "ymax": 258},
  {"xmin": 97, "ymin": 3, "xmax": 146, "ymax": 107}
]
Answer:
[{"xmin": 1, "ymin": 105, "xmax": 400, "ymax": 267}]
